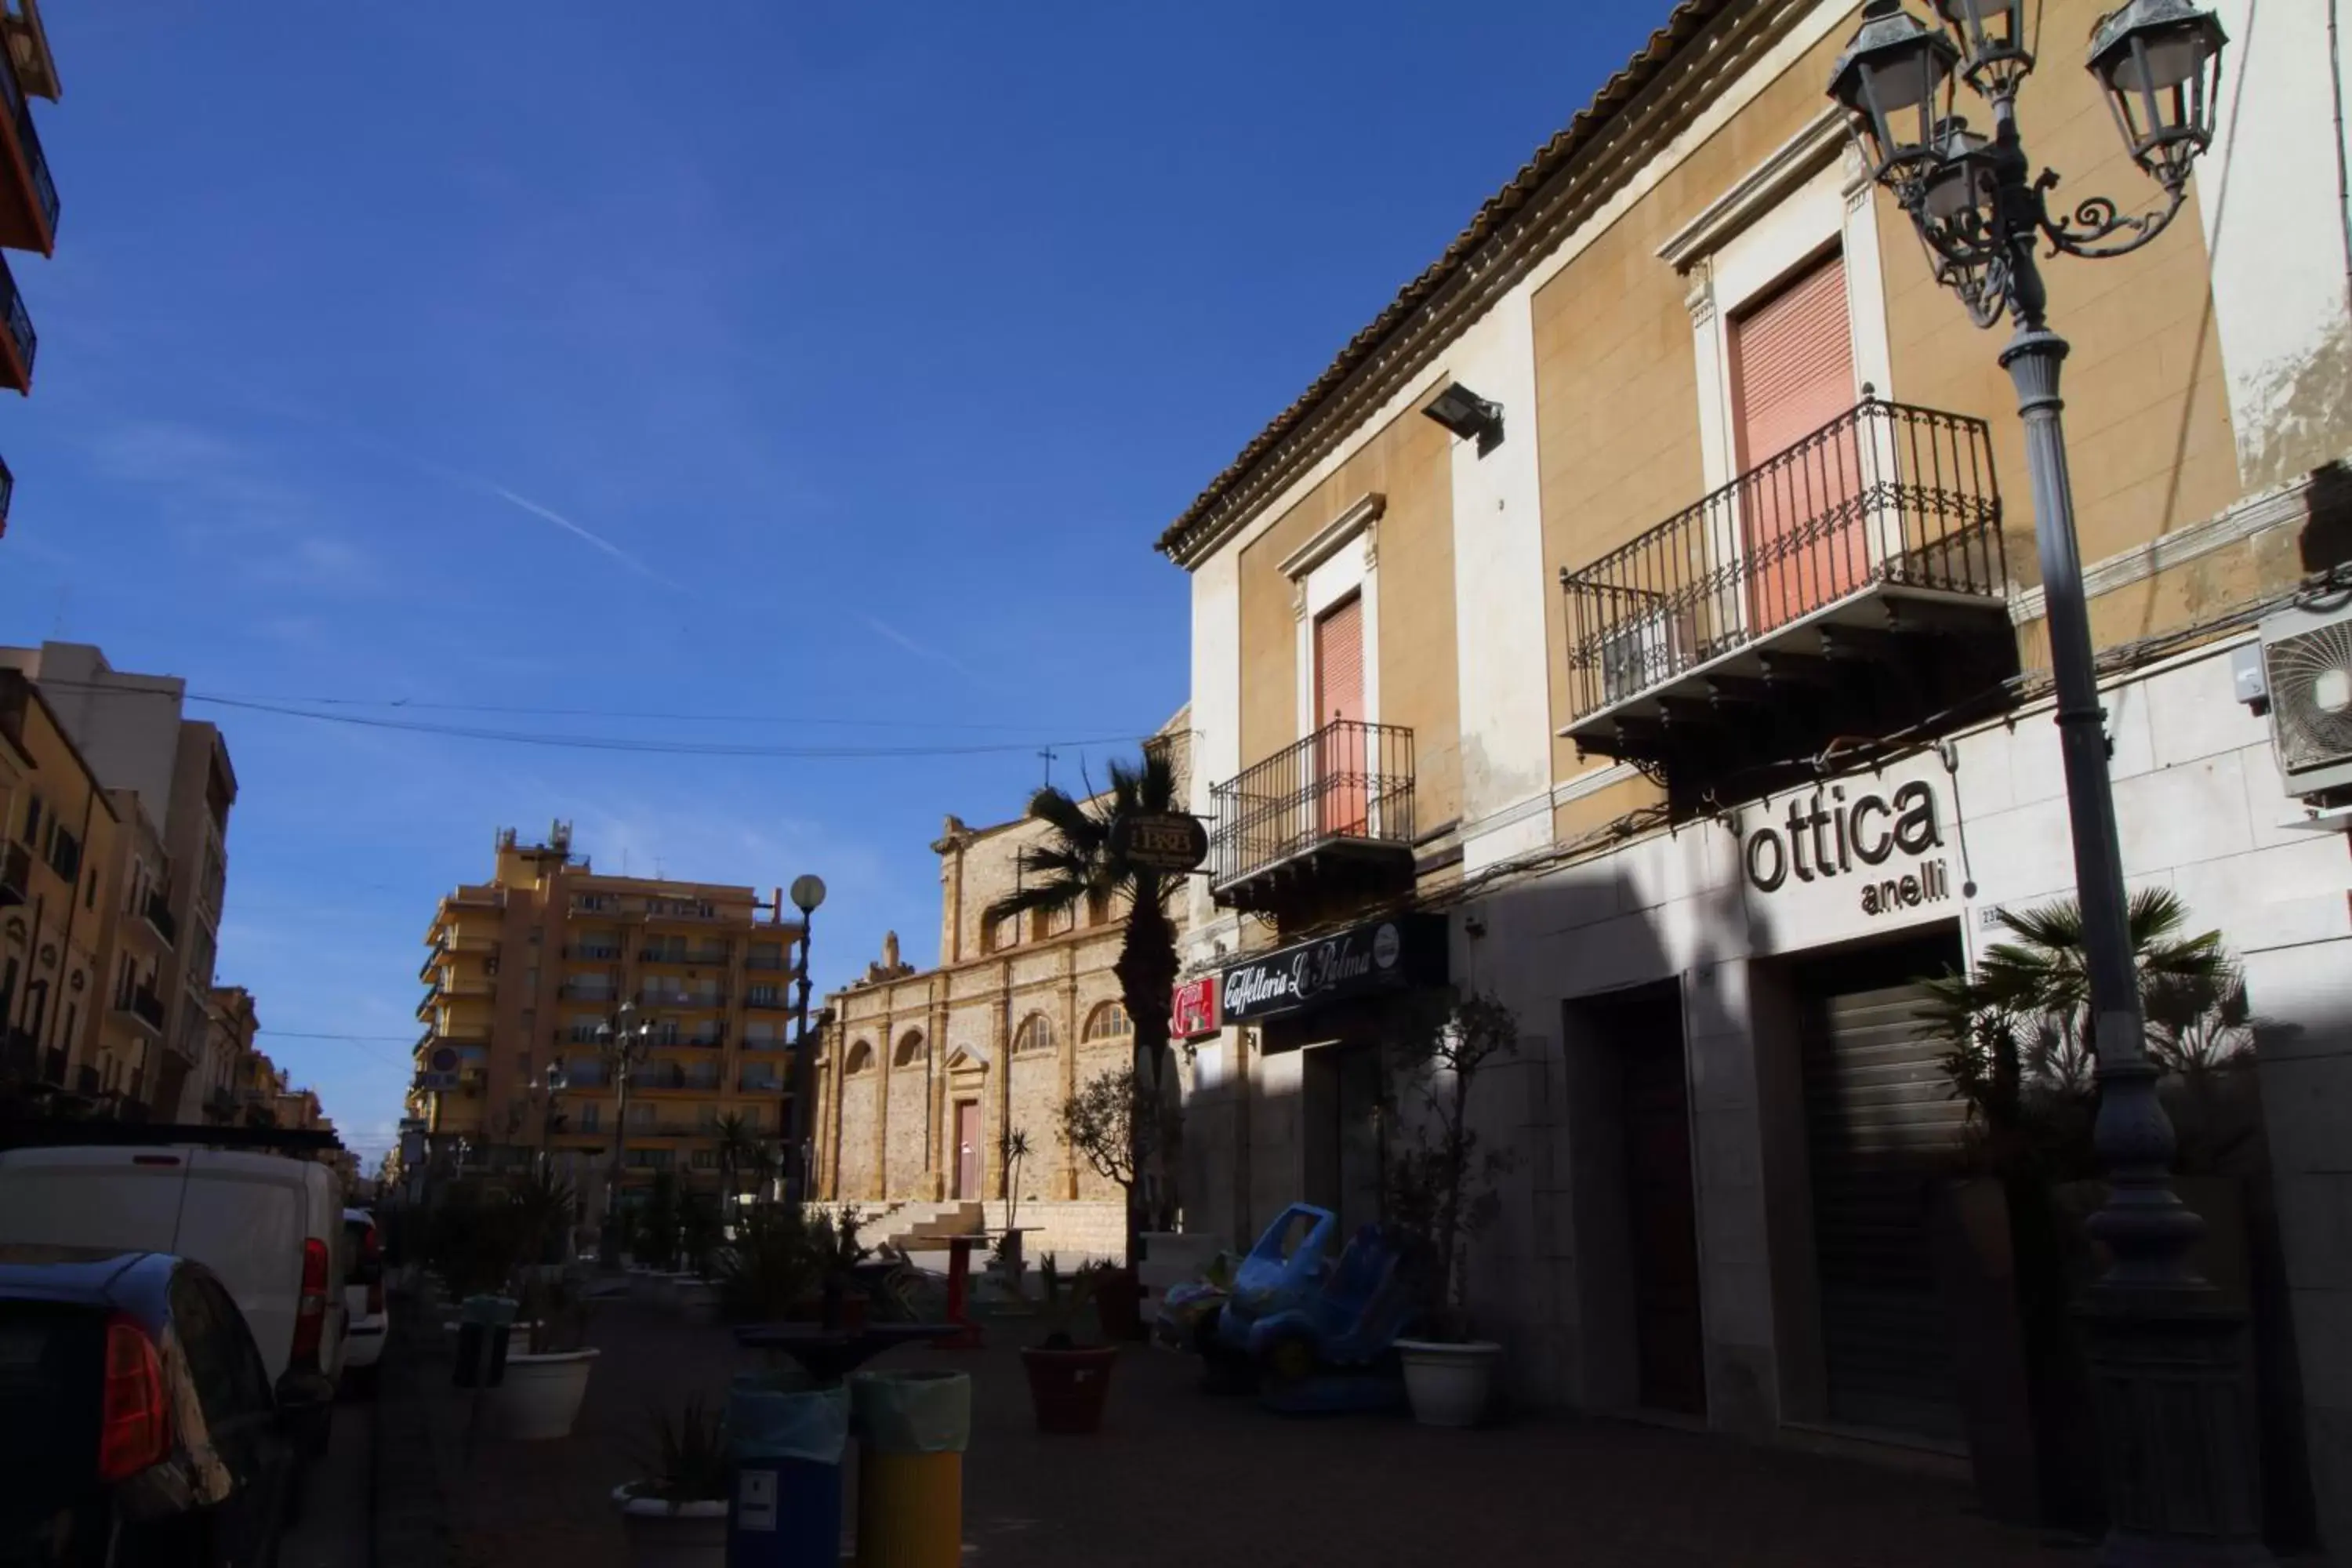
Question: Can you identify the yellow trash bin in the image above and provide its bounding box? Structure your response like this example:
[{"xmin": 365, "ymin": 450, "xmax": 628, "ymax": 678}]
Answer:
[{"xmin": 849, "ymin": 1369, "xmax": 970, "ymax": 1568}]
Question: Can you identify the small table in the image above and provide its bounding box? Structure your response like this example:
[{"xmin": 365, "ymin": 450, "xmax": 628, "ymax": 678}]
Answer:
[
  {"xmin": 730, "ymin": 1321, "xmax": 960, "ymax": 1387},
  {"xmin": 898, "ymin": 1229, "xmax": 1040, "ymax": 1350}
]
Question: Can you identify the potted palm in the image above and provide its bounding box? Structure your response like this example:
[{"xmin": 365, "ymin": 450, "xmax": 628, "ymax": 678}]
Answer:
[
  {"xmin": 612, "ymin": 1396, "xmax": 729, "ymax": 1567},
  {"xmin": 495, "ymin": 1167, "xmax": 601, "ymax": 1440},
  {"xmin": 1056, "ymin": 1068, "xmax": 1154, "ymax": 1340},
  {"xmin": 1019, "ymin": 1265, "xmax": 1117, "ymax": 1432},
  {"xmin": 1386, "ymin": 995, "xmax": 1519, "ymax": 1428}
]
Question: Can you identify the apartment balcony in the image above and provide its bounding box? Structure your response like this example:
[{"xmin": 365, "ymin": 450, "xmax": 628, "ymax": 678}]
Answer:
[
  {"xmin": 652, "ymin": 1030, "xmax": 726, "ymax": 1050},
  {"xmin": 118, "ymin": 986, "xmax": 166, "ymax": 1033},
  {"xmin": 0, "ymin": 60, "xmax": 55, "ymax": 255},
  {"xmin": 743, "ymin": 953, "xmax": 787, "ymax": 973},
  {"xmin": 637, "ymin": 1068, "xmax": 721, "ymax": 1094},
  {"xmin": 566, "ymin": 943, "xmax": 623, "ymax": 962},
  {"xmin": 742, "ymin": 992, "xmax": 793, "ymax": 1013},
  {"xmin": 0, "ymin": 253, "xmax": 34, "ymax": 394},
  {"xmin": 637, "ymin": 987, "xmax": 725, "ymax": 1011},
  {"xmin": 0, "ymin": 448, "xmax": 13, "ymax": 536},
  {"xmin": 140, "ymin": 889, "xmax": 177, "ymax": 948},
  {"xmin": 739, "ymin": 1070, "xmax": 782, "ymax": 1094},
  {"xmin": 639, "ymin": 946, "xmax": 731, "ymax": 968},
  {"xmin": 1558, "ymin": 398, "xmax": 2011, "ymax": 798},
  {"xmin": 0, "ymin": 840, "xmax": 25, "ymax": 906},
  {"xmin": 560, "ymin": 982, "xmax": 619, "ymax": 1001},
  {"xmin": 1207, "ymin": 720, "xmax": 1417, "ymax": 915}
]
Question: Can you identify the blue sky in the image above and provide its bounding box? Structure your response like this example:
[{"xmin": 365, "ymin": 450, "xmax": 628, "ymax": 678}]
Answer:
[{"xmin": 0, "ymin": 0, "xmax": 1663, "ymax": 1163}]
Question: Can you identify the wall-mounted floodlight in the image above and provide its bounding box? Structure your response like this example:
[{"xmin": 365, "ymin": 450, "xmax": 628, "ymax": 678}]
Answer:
[{"xmin": 1421, "ymin": 381, "xmax": 1504, "ymax": 454}]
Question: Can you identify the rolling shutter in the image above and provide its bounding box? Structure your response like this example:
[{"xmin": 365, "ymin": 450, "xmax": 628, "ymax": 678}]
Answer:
[
  {"xmin": 1798, "ymin": 937, "xmax": 1969, "ymax": 1441},
  {"xmin": 1313, "ymin": 595, "xmax": 1363, "ymax": 728},
  {"xmin": 1731, "ymin": 253, "xmax": 1862, "ymax": 630}
]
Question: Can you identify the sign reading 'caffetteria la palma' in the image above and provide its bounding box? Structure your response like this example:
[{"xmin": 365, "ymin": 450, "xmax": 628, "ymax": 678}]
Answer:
[{"xmin": 1218, "ymin": 913, "xmax": 1448, "ymax": 1025}]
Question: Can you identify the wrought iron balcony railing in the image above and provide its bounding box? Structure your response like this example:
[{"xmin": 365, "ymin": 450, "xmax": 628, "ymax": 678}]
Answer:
[
  {"xmin": 0, "ymin": 251, "xmax": 32, "ymax": 386},
  {"xmin": 142, "ymin": 889, "xmax": 177, "ymax": 947},
  {"xmin": 1207, "ymin": 720, "xmax": 1415, "ymax": 893},
  {"xmin": 0, "ymin": 56, "xmax": 55, "ymax": 245},
  {"xmin": 1559, "ymin": 397, "xmax": 2003, "ymax": 723}
]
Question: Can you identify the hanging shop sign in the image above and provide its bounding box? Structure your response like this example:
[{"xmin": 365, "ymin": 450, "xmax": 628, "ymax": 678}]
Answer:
[
  {"xmin": 1218, "ymin": 912, "xmax": 1448, "ymax": 1025},
  {"xmin": 1172, "ymin": 975, "xmax": 1221, "ymax": 1038},
  {"xmin": 1739, "ymin": 776, "xmax": 1961, "ymax": 917},
  {"xmin": 1111, "ymin": 811, "xmax": 1210, "ymax": 874}
]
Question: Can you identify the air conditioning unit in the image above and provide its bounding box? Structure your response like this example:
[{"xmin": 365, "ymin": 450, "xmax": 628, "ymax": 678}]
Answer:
[
  {"xmin": 1599, "ymin": 606, "xmax": 1697, "ymax": 706},
  {"xmin": 2259, "ymin": 600, "xmax": 2352, "ymax": 804}
]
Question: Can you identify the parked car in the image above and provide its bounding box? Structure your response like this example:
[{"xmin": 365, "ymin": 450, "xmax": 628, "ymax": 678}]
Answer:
[
  {"xmin": 0, "ymin": 1140, "xmax": 347, "ymax": 1450},
  {"xmin": 339, "ymin": 1207, "xmax": 386, "ymax": 1395},
  {"xmin": 0, "ymin": 1246, "xmax": 306, "ymax": 1566}
]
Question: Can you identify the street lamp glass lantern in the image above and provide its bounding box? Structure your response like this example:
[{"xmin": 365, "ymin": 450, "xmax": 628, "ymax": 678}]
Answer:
[
  {"xmin": 1919, "ymin": 116, "xmax": 1993, "ymax": 223},
  {"xmin": 1932, "ymin": 0, "xmax": 2035, "ymax": 90},
  {"xmin": 1831, "ymin": 1, "xmax": 1964, "ymax": 196},
  {"xmin": 789, "ymin": 874, "xmax": 827, "ymax": 916},
  {"xmin": 2087, "ymin": 0, "xmax": 2227, "ymax": 194}
]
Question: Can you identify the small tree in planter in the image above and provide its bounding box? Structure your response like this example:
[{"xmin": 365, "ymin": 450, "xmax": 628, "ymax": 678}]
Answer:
[
  {"xmin": 993, "ymin": 1130, "xmax": 1035, "ymax": 1296},
  {"xmin": 1384, "ymin": 993, "xmax": 1519, "ymax": 1428},
  {"xmin": 1058, "ymin": 1068, "xmax": 1156, "ymax": 1339},
  {"xmin": 612, "ymin": 1396, "xmax": 730, "ymax": 1566},
  {"xmin": 1019, "ymin": 1265, "xmax": 1117, "ymax": 1433}
]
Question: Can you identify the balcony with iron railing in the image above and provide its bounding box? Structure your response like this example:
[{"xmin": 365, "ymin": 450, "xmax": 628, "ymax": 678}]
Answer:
[
  {"xmin": 119, "ymin": 986, "xmax": 166, "ymax": 1033},
  {"xmin": 637, "ymin": 987, "xmax": 725, "ymax": 1010},
  {"xmin": 1207, "ymin": 719, "xmax": 1416, "ymax": 914},
  {"xmin": 140, "ymin": 889, "xmax": 177, "ymax": 948},
  {"xmin": 0, "ymin": 56, "xmax": 55, "ymax": 256},
  {"xmin": 0, "ymin": 840, "xmax": 25, "ymax": 906},
  {"xmin": 0, "ymin": 250, "xmax": 33, "ymax": 394},
  {"xmin": 1557, "ymin": 396, "xmax": 2011, "ymax": 793},
  {"xmin": 639, "ymin": 946, "xmax": 731, "ymax": 967}
]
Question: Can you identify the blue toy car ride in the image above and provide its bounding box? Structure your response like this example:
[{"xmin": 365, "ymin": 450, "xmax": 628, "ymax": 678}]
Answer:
[{"xmin": 1211, "ymin": 1204, "xmax": 1425, "ymax": 1410}]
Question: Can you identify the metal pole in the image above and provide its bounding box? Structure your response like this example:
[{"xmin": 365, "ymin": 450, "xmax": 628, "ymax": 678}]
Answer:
[
  {"xmin": 787, "ymin": 907, "xmax": 814, "ymax": 1205},
  {"xmin": 600, "ymin": 1021, "xmax": 632, "ymax": 1273},
  {"xmin": 1994, "ymin": 187, "xmax": 2267, "ymax": 1564}
]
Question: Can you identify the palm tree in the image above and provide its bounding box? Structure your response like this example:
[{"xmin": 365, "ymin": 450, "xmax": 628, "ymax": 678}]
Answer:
[
  {"xmin": 713, "ymin": 1112, "xmax": 772, "ymax": 1213},
  {"xmin": 985, "ymin": 747, "xmax": 1183, "ymax": 1265}
]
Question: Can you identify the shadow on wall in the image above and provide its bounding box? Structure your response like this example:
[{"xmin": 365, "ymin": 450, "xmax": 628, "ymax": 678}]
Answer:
[{"xmin": 2300, "ymin": 457, "xmax": 2352, "ymax": 573}]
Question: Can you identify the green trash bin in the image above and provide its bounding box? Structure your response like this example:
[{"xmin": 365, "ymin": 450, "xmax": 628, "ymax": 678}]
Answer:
[{"xmin": 848, "ymin": 1370, "xmax": 970, "ymax": 1568}]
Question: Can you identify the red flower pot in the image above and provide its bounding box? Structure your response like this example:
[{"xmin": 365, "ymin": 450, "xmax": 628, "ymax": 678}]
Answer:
[{"xmin": 1021, "ymin": 1345, "xmax": 1118, "ymax": 1433}]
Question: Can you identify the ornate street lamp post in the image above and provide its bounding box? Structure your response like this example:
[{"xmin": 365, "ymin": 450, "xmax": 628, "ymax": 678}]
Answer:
[
  {"xmin": 594, "ymin": 1000, "xmax": 656, "ymax": 1272},
  {"xmin": 785, "ymin": 874, "xmax": 826, "ymax": 1204},
  {"xmin": 1830, "ymin": 5, "xmax": 2262, "ymax": 1563}
]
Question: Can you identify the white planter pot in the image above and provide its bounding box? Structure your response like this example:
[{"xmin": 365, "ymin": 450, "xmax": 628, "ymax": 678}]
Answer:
[
  {"xmin": 612, "ymin": 1485, "xmax": 728, "ymax": 1568},
  {"xmin": 1394, "ymin": 1340, "xmax": 1501, "ymax": 1428},
  {"xmin": 493, "ymin": 1348, "xmax": 600, "ymax": 1440}
]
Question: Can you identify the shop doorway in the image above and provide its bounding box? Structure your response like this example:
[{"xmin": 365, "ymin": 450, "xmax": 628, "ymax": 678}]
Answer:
[
  {"xmin": 953, "ymin": 1102, "xmax": 981, "ymax": 1200},
  {"xmin": 1588, "ymin": 982, "xmax": 1707, "ymax": 1417},
  {"xmin": 1792, "ymin": 929, "xmax": 1969, "ymax": 1442},
  {"xmin": 1302, "ymin": 1042, "xmax": 1384, "ymax": 1240}
]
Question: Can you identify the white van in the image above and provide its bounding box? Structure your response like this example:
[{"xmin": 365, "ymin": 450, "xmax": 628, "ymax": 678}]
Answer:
[{"xmin": 0, "ymin": 1142, "xmax": 347, "ymax": 1446}]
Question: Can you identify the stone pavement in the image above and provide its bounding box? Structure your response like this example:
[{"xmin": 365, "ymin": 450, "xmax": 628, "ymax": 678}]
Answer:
[{"xmin": 377, "ymin": 1289, "xmax": 2086, "ymax": 1568}]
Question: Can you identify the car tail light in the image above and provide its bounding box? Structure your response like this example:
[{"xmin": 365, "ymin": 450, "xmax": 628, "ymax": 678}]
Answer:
[
  {"xmin": 98, "ymin": 1316, "xmax": 170, "ymax": 1483},
  {"xmin": 361, "ymin": 1224, "xmax": 382, "ymax": 1265},
  {"xmin": 290, "ymin": 1236, "xmax": 329, "ymax": 1367}
]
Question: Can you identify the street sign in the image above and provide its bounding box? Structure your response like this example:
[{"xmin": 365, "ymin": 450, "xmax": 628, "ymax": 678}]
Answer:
[
  {"xmin": 429, "ymin": 1046, "xmax": 460, "ymax": 1073},
  {"xmin": 416, "ymin": 1071, "xmax": 459, "ymax": 1091},
  {"xmin": 1172, "ymin": 975, "xmax": 1221, "ymax": 1038},
  {"xmin": 1112, "ymin": 811, "xmax": 1209, "ymax": 874}
]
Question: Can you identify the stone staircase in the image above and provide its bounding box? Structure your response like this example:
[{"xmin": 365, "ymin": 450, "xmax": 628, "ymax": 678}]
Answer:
[{"xmin": 878, "ymin": 1200, "xmax": 984, "ymax": 1252}]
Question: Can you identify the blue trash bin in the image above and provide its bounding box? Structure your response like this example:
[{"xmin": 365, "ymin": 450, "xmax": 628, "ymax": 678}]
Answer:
[{"xmin": 725, "ymin": 1374, "xmax": 849, "ymax": 1568}]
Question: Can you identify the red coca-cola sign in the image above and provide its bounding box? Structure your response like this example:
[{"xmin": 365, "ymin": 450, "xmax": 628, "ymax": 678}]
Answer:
[{"xmin": 1171, "ymin": 975, "xmax": 1221, "ymax": 1039}]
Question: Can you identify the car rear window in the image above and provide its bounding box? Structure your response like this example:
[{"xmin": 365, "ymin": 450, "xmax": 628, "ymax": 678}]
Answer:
[{"xmin": 0, "ymin": 1302, "xmax": 104, "ymax": 1524}]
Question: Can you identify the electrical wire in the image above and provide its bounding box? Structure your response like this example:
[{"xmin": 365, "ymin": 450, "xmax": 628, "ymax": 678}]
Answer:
[
  {"xmin": 26, "ymin": 678, "xmax": 1152, "ymax": 755},
  {"xmin": 27, "ymin": 680, "xmax": 1130, "ymax": 733}
]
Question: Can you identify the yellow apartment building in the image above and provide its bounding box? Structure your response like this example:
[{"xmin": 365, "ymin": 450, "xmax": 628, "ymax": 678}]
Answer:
[
  {"xmin": 0, "ymin": 666, "xmax": 127, "ymax": 1112},
  {"xmin": 409, "ymin": 822, "xmax": 809, "ymax": 1212},
  {"xmin": 1162, "ymin": 0, "xmax": 2352, "ymax": 1551}
]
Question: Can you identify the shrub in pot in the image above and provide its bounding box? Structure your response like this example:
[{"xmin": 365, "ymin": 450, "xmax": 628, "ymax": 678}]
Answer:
[
  {"xmin": 1384, "ymin": 994, "xmax": 1519, "ymax": 1428},
  {"xmin": 612, "ymin": 1396, "xmax": 729, "ymax": 1568},
  {"xmin": 1020, "ymin": 1268, "xmax": 1117, "ymax": 1433},
  {"xmin": 497, "ymin": 1271, "xmax": 600, "ymax": 1439},
  {"xmin": 1057, "ymin": 1068, "xmax": 1156, "ymax": 1340}
]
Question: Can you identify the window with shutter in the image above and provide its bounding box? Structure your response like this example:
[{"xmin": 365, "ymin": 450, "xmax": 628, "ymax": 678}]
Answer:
[
  {"xmin": 1730, "ymin": 251, "xmax": 1861, "ymax": 632},
  {"xmin": 1313, "ymin": 594, "xmax": 1367, "ymax": 837}
]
